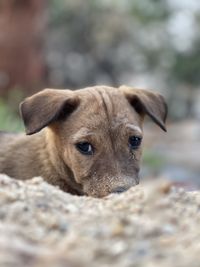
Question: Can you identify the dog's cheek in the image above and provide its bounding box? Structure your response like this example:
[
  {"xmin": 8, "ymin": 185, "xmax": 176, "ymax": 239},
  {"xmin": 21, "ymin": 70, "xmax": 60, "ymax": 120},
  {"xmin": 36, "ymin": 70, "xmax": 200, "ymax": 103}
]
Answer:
[
  {"xmin": 63, "ymin": 148, "xmax": 92, "ymax": 184},
  {"xmin": 130, "ymin": 147, "xmax": 143, "ymax": 171}
]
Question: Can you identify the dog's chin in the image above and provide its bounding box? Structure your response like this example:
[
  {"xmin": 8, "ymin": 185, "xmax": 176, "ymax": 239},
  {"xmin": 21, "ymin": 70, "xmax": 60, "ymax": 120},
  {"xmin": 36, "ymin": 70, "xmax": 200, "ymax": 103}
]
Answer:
[
  {"xmin": 82, "ymin": 189, "xmax": 105, "ymax": 198},
  {"xmin": 82, "ymin": 186, "xmax": 109, "ymax": 198},
  {"xmin": 82, "ymin": 178, "xmax": 140, "ymax": 198}
]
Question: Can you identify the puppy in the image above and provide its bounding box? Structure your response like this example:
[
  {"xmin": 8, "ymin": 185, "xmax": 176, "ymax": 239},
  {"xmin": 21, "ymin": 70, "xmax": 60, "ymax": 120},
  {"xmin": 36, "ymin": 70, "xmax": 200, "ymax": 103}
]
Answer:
[{"xmin": 0, "ymin": 85, "xmax": 167, "ymax": 197}]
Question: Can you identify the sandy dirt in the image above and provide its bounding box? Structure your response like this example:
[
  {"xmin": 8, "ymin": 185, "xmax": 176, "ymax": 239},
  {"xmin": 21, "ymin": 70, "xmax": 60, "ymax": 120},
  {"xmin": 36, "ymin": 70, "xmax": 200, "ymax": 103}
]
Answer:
[{"xmin": 0, "ymin": 174, "xmax": 200, "ymax": 267}]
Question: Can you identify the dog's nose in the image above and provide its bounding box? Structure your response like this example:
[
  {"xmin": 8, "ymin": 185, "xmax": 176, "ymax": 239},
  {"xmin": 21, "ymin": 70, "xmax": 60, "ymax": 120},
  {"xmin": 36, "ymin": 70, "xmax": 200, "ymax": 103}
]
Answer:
[{"xmin": 112, "ymin": 187, "xmax": 128, "ymax": 194}]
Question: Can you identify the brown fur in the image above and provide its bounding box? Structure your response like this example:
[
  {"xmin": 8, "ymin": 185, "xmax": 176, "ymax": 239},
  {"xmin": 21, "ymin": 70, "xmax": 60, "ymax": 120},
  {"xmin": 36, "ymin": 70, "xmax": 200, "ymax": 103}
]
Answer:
[{"xmin": 0, "ymin": 85, "xmax": 167, "ymax": 197}]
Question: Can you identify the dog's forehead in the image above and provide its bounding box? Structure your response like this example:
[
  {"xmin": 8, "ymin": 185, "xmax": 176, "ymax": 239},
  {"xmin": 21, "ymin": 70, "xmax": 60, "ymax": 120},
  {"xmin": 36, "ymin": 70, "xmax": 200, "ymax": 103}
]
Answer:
[
  {"xmin": 76, "ymin": 86, "xmax": 130, "ymax": 112},
  {"xmin": 70, "ymin": 86, "xmax": 143, "ymax": 132}
]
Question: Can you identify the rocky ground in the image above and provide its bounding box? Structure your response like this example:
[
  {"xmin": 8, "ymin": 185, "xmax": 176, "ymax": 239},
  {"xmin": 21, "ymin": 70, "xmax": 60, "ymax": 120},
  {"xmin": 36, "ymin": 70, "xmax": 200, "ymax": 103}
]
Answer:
[{"xmin": 0, "ymin": 174, "xmax": 200, "ymax": 267}]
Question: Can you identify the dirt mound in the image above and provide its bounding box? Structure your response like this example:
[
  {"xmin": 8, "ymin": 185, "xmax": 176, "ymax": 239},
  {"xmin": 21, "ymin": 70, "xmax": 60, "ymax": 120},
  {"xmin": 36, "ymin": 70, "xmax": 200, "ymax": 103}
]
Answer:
[{"xmin": 0, "ymin": 175, "xmax": 200, "ymax": 267}]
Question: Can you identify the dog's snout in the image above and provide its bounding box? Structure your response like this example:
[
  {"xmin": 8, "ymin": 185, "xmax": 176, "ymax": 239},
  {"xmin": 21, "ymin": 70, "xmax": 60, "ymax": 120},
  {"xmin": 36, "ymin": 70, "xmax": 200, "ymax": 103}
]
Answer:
[{"xmin": 112, "ymin": 187, "xmax": 128, "ymax": 194}]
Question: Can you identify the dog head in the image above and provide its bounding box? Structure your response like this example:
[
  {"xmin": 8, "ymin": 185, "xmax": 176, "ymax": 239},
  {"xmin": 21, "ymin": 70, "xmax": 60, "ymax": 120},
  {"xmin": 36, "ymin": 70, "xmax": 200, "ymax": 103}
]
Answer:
[{"xmin": 20, "ymin": 86, "xmax": 167, "ymax": 197}]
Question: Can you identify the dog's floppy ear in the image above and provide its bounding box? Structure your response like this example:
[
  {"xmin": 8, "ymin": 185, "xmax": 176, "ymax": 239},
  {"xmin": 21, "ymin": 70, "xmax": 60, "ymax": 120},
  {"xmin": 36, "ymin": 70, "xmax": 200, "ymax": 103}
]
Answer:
[
  {"xmin": 120, "ymin": 86, "xmax": 167, "ymax": 131},
  {"xmin": 20, "ymin": 89, "xmax": 80, "ymax": 135}
]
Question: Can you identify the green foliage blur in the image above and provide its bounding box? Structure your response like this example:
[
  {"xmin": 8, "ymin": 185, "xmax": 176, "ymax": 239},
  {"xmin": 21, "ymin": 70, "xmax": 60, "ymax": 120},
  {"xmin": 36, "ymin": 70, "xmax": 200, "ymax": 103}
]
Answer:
[
  {"xmin": 143, "ymin": 150, "xmax": 165, "ymax": 172},
  {"xmin": 1, "ymin": 0, "xmax": 200, "ymax": 132},
  {"xmin": 0, "ymin": 98, "xmax": 23, "ymax": 132},
  {"xmin": 0, "ymin": 88, "xmax": 24, "ymax": 132}
]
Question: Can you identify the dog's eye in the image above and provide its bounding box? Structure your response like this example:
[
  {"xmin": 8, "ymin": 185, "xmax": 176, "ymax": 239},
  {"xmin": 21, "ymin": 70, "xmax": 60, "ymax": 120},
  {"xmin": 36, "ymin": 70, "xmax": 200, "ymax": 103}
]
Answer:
[
  {"xmin": 76, "ymin": 142, "xmax": 94, "ymax": 155},
  {"xmin": 129, "ymin": 136, "xmax": 142, "ymax": 149}
]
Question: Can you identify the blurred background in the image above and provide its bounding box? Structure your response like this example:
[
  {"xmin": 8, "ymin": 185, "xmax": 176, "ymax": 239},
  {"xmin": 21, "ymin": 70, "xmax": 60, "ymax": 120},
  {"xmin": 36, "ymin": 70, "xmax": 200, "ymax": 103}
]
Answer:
[{"xmin": 0, "ymin": 0, "xmax": 199, "ymax": 188}]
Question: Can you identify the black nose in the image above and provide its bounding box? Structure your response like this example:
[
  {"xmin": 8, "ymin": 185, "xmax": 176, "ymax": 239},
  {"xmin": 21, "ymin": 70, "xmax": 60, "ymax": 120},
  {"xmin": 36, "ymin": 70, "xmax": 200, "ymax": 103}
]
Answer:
[{"xmin": 112, "ymin": 187, "xmax": 128, "ymax": 194}]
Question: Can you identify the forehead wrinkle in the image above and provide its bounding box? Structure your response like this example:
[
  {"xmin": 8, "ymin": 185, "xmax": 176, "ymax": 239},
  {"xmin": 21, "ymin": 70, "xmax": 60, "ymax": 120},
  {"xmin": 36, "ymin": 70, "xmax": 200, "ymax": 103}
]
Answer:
[
  {"xmin": 111, "ymin": 116, "xmax": 142, "ymax": 132},
  {"xmin": 102, "ymin": 87, "xmax": 114, "ymax": 116},
  {"xmin": 72, "ymin": 127, "xmax": 94, "ymax": 142},
  {"xmin": 96, "ymin": 88, "xmax": 116, "ymax": 152},
  {"xmin": 125, "ymin": 124, "xmax": 142, "ymax": 135},
  {"xmin": 95, "ymin": 88, "xmax": 114, "ymax": 122},
  {"xmin": 87, "ymin": 88, "xmax": 103, "ymax": 106}
]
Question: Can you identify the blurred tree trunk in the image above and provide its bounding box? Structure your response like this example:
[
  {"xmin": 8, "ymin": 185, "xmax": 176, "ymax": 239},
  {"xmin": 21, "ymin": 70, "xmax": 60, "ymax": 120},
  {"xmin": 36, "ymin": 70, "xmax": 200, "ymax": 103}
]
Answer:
[{"xmin": 0, "ymin": 0, "xmax": 47, "ymax": 98}]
